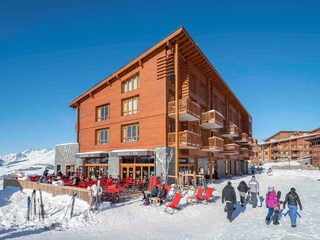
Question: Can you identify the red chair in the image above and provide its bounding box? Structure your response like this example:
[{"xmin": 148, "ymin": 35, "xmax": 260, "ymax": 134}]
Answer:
[
  {"xmin": 199, "ymin": 187, "xmax": 214, "ymax": 204},
  {"xmin": 164, "ymin": 192, "xmax": 182, "ymax": 215},
  {"xmin": 187, "ymin": 187, "xmax": 204, "ymax": 204}
]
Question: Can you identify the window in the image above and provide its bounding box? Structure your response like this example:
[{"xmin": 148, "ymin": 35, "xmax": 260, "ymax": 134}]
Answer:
[
  {"xmin": 122, "ymin": 96, "xmax": 140, "ymax": 116},
  {"xmin": 96, "ymin": 128, "xmax": 109, "ymax": 145},
  {"xmin": 96, "ymin": 104, "xmax": 109, "ymax": 121},
  {"xmin": 122, "ymin": 74, "xmax": 140, "ymax": 93},
  {"xmin": 122, "ymin": 123, "xmax": 139, "ymax": 142}
]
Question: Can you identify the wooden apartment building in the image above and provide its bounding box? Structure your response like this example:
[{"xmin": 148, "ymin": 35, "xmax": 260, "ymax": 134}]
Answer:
[
  {"xmin": 60, "ymin": 27, "xmax": 257, "ymax": 180},
  {"xmin": 259, "ymin": 128, "xmax": 320, "ymax": 163}
]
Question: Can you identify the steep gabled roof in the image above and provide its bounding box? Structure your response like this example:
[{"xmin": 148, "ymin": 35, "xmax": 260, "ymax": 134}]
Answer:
[{"xmin": 68, "ymin": 27, "xmax": 250, "ymax": 118}]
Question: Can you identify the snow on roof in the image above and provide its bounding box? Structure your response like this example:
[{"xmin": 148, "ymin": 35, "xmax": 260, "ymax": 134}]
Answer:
[{"xmin": 55, "ymin": 143, "xmax": 78, "ymax": 146}]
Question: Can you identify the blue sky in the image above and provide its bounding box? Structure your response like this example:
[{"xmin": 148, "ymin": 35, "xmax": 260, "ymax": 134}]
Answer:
[{"xmin": 0, "ymin": 0, "xmax": 319, "ymax": 155}]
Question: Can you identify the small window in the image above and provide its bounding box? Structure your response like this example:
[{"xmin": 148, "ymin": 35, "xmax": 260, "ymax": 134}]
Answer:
[
  {"xmin": 96, "ymin": 128, "xmax": 109, "ymax": 145},
  {"xmin": 122, "ymin": 74, "xmax": 140, "ymax": 93},
  {"xmin": 122, "ymin": 123, "xmax": 139, "ymax": 142},
  {"xmin": 96, "ymin": 104, "xmax": 109, "ymax": 121},
  {"xmin": 122, "ymin": 96, "xmax": 140, "ymax": 116}
]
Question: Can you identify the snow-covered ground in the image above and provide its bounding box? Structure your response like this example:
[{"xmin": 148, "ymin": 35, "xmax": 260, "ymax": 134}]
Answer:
[{"xmin": 1, "ymin": 169, "xmax": 319, "ymax": 240}]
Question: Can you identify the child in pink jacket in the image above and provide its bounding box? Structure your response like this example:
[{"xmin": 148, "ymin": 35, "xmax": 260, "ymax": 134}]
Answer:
[{"xmin": 265, "ymin": 185, "xmax": 278, "ymax": 224}]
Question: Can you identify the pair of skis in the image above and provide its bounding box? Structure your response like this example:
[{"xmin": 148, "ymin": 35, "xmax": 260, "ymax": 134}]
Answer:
[
  {"xmin": 27, "ymin": 189, "xmax": 44, "ymax": 221},
  {"xmin": 57, "ymin": 191, "xmax": 77, "ymax": 230}
]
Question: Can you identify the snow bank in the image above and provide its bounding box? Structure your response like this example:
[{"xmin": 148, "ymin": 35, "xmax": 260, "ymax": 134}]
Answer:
[{"xmin": 1, "ymin": 170, "xmax": 320, "ymax": 240}]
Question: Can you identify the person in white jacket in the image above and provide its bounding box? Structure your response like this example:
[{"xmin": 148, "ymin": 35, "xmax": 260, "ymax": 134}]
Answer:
[{"xmin": 248, "ymin": 175, "xmax": 260, "ymax": 208}]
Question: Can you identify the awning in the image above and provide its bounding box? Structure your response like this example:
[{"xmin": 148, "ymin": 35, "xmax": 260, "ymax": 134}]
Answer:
[{"xmin": 75, "ymin": 151, "xmax": 109, "ymax": 158}]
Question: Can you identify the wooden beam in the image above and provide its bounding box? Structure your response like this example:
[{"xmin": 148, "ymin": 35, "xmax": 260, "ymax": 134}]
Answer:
[{"xmin": 175, "ymin": 41, "xmax": 180, "ymax": 181}]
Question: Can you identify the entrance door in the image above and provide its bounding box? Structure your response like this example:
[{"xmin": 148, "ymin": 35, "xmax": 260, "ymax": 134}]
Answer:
[{"xmin": 121, "ymin": 166, "xmax": 134, "ymax": 179}]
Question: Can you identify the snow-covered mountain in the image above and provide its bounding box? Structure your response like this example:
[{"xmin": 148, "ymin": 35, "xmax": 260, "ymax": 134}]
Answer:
[{"xmin": 0, "ymin": 148, "xmax": 55, "ymax": 180}]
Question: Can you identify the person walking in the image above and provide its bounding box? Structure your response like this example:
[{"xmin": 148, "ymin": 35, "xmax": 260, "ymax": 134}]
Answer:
[
  {"xmin": 283, "ymin": 188, "xmax": 302, "ymax": 227},
  {"xmin": 237, "ymin": 181, "xmax": 249, "ymax": 207},
  {"xmin": 265, "ymin": 185, "xmax": 277, "ymax": 224},
  {"xmin": 222, "ymin": 181, "xmax": 237, "ymax": 222},
  {"xmin": 248, "ymin": 175, "xmax": 260, "ymax": 208}
]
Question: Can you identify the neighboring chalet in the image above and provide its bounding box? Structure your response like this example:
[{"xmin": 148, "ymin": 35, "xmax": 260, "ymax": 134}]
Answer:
[
  {"xmin": 55, "ymin": 27, "xmax": 257, "ymax": 180},
  {"xmin": 259, "ymin": 128, "xmax": 320, "ymax": 165}
]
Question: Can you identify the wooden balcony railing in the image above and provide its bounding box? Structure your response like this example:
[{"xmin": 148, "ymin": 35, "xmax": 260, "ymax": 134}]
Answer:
[
  {"xmin": 224, "ymin": 143, "xmax": 240, "ymax": 154},
  {"xmin": 201, "ymin": 136, "xmax": 224, "ymax": 152},
  {"xmin": 222, "ymin": 124, "xmax": 239, "ymax": 138},
  {"xmin": 168, "ymin": 98, "xmax": 201, "ymax": 121},
  {"xmin": 200, "ymin": 110, "xmax": 224, "ymax": 129},
  {"xmin": 168, "ymin": 130, "xmax": 201, "ymax": 149},
  {"xmin": 242, "ymin": 133, "xmax": 248, "ymax": 142},
  {"xmin": 240, "ymin": 147, "xmax": 249, "ymax": 155}
]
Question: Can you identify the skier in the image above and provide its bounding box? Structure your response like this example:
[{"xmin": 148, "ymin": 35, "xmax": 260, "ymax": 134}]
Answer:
[
  {"xmin": 237, "ymin": 181, "xmax": 249, "ymax": 207},
  {"xmin": 283, "ymin": 187, "xmax": 302, "ymax": 227},
  {"xmin": 222, "ymin": 181, "xmax": 237, "ymax": 222},
  {"xmin": 248, "ymin": 175, "xmax": 260, "ymax": 208},
  {"xmin": 265, "ymin": 185, "xmax": 277, "ymax": 224}
]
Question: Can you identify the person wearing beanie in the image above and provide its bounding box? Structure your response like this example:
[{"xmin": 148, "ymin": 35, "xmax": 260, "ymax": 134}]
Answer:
[
  {"xmin": 283, "ymin": 188, "xmax": 302, "ymax": 227},
  {"xmin": 265, "ymin": 185, "xmax": 277, "ymax": 224},
  {"xmin": 222, "ymin": 181, "xmax": 237, "ymax": 222},
  {"xmin": 248, "ymin": 175, "xmax": 260, "ymax": 208}
]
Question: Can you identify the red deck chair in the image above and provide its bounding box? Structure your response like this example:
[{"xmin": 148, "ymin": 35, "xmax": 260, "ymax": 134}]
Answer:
[
  {"xmin": 199, "ymin": 187, "xmax": 214, "ymax": 204},
  {"xmin": 187, "ymin": 187, "xmax": 204, "ymax": 204},
  {"xmin": 164, "ymin": 192, "xmax": 182, "ymax": 215}
]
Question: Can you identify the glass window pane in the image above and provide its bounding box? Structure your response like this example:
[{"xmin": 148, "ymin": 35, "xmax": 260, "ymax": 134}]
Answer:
[
  {"xmin": 128, "ymin": 100, "xmax": 132, "ymax": 114},
  {"xmin": 132, "ymin": 125, "xmax": 136, "ymax": 137},
  {"xmin": 128, "ymin": 126, "xmax": 131, "ymax": 137}
]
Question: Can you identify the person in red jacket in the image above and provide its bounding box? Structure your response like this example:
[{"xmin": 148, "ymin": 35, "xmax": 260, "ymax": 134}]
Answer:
[{"xmin": 265, "ymin": 185, "xmax": 277, "ymax": 225}]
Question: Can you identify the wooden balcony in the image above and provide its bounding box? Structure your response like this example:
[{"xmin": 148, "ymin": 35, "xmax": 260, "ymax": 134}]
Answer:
[
  {"xmin": 221, "ymin": 124, "xmax": 239, "ymax": 138},
  {"xmin": 235, "ymin": 132, "xmax": 249, "ymax": 143},
  {"xmin": 168, "ymin": 98, "xmax": 201, "ymax": 122},
  {"xmin": 240, "ymin": 147, "xmax": 249, "ymax": 155},
  {"xmin": 201, "ymin": 136, "xmax": 224, "ymax": 152},
  {"xmin": 168, "ymin": 130, "xmax": 201, "ymax": 149},
  {"xmin": 223, "ymin": 143, "xmax": 240, "ymax": 155},
  {"xmin": 200, "ymin": 110, "xmax": 224, "ymax": 129}
]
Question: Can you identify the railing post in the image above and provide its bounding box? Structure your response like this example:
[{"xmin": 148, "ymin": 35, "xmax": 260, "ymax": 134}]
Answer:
[{"xmin": 174, "ymin": 41, "xmax": 179, "ymax": 181}]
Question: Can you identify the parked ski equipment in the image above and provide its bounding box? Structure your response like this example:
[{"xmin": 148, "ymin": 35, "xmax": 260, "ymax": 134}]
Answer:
[
  {"xmin": 27, "ymin": 196, "xmax": 31, "ymax": 221},
  {"xmin": 70, "ymin": 192, "xmax": 77, "ymax": 219},
  {"xmin": 39, "ymin": 189, "xmax": 45, "ymax": 220},
  {"xmin": 33, "ymin": 189, "xmax": 36, "ymax": 216},
  {"xmin": 57, "ymin": 193, "xmax": 76, "ymax": 230}
]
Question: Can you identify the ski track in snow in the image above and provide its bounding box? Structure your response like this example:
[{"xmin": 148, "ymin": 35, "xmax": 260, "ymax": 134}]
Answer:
[{"xmin": 0, "ymin": 170, "xmax": 320, "ymax": 240}]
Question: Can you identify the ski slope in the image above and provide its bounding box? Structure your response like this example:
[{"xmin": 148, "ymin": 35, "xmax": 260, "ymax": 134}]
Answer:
[{"xmin": 0, "ymin": 169, "xmax": 319, "ymax": 240}]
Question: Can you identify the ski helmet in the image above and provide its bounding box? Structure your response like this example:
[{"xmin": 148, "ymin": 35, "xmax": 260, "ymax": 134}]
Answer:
[{"xmin": 268, "ymin": 185, "xmax": 274, "ymax": 192}]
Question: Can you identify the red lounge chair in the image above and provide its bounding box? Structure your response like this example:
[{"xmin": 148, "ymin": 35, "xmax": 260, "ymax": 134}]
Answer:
[
  {"xmin": 187, "ymin": 187, "xmax": 204, "ymax": 204},
  {"xmin": 199, "ymin": 187, "xmax": 214, "ymax": 204},
  {"xmin": 164, "ymin": 192, "xmax": 182, "ymax": 215}
]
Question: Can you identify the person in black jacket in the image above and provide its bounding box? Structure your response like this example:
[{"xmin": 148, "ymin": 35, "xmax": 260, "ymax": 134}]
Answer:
[
  {"xmin": 222, "ymin": 181, "xmax": 237, "ymax": 222},
  {"xmin": 283, "ymin": 188, "xmax": 302, "ymax": 227},
  {"xmin": 237, "ymin": 181, "xmax": 249, "ymax": 207}
]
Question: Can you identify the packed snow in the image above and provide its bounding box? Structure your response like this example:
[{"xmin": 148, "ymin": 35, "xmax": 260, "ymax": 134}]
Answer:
[{"xmin": 1, "ymin": 169, "xmax": 320, "ymax": 240}]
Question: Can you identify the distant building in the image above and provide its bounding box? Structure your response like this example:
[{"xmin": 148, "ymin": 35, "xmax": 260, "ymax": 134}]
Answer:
[
  {"xmin": 258, "ymin": 128, "xmax": 320, "ymax": 163},
  {"xmin": 305, "ymin": 130, "xmax": 320, "ymax": 167},
  {"xmin": 56, "ymin": 27, "xmax": 257, "ymax": 179}
]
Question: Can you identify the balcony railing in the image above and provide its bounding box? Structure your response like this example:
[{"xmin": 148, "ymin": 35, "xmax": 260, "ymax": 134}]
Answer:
[
  {"xmin": 200, "ymin": 110, "xmax": 224, "ymax": 129},
  {"xmin": 221, "ymin": 124, "xmax": 239, "ymax": 138},
  {"xmin": 201, "ymin": 136, "xmax": 224, "ymax": 152},
  {"xmin": 168, "ymin": 130, "xmax": 201, "ymax": 149},
  {"xmin": 240, "ymin": 147, "xmax": 249, "ymax": 155},
  {"xmin": 224, "ymin": 143, "xmax": 240, "ymax": 155},
  {"xmin": 168, "ymin": 98, "xmax": 201, "ymax": 122},
  {"xmin": 235, "ymin": 132, "xmax": 249, "ymax": 143}
]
